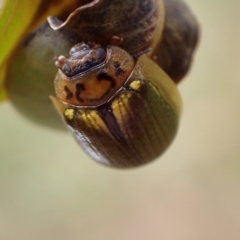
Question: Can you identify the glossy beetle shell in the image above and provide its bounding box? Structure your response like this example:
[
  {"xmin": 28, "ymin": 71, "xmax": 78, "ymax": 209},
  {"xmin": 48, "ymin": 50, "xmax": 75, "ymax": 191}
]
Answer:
[{"xmin": 52, "ymin": 43, "xmax": 182, "ymax": 168}]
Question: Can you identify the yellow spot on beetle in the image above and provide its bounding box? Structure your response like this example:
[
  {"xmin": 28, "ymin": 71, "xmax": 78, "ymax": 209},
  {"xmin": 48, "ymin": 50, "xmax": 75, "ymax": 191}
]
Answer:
[
  {"xmin": 78, "ymin": 111, "xmax": 91, "ymax": 128},
  {"xmin": 77, "ymin": 109, "xmax": 113, "ymax": 139},
  {"xmin": 87, "ymin": 110, "xmax": 102, "ymax": 130},
  {"xmin": 64, "ymin": 109, "xmax": 75, "ymax": 120},
  {"xmin": 129, "ymin": 79, "xmax": 142, "ymax": 91},
  {"xmin": 78, "ymin": 110, "xmax": 101, "ymax": 130},
  {"xmin": 111, "ymin": 93, "xmax": 131, "ymax": 110},
  {"xmin": 111, "ymin": 92, "xmax": 132, "ymax": 128}
]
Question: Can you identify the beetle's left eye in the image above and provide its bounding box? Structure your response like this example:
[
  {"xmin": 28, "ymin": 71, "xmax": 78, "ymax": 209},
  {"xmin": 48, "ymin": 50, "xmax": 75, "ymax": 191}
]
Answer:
[
  {"xmin": 62, "ymin": 63, "xmax": 71, "ymax": 74},
  {"xmin": 95, "ymin": 48, "xmax": 106, "ymax": 60}
]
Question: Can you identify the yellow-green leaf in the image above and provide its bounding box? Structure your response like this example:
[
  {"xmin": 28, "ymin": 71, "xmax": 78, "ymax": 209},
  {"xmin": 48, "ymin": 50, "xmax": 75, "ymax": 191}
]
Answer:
[
  {"xmin": 0, "ymin": 63, "xmax": 7, "ymax": 101},
  {"xmin": 0, "ymin": 0, "xmax": 80, "ymax": 102},
  {"xmin": 0, "ymin": 0, "xmax": 43, "ymax": 67},
  {"xmin": 0, "ymin": 0, "xmax": 42, "ymax": 101}
]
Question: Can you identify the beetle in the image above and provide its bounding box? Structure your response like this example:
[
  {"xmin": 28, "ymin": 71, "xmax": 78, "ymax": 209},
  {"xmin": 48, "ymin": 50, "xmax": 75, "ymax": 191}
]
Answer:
[
  {"xmin": 5, "ymin": 0, "xmax": 199, "ymax": 168},
  {"xmin": 51, "ymin": 42, "xmax": 182, "ymax": 168}
]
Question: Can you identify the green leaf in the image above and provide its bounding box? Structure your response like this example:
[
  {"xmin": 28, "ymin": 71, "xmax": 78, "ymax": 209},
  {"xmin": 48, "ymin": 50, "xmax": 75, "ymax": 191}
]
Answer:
[
  {"xmin": 0, "ymin": 0, "xmax": 80, "ymax": 103},
  {"xmin": 0, "ymin": 0, "xmax": 42, "ymax": 101},
  {"xmin": 0, "ymin": 0, "xmax": 43, "ymax": 65},
  {"xmin": 0, "ymin": 63, "xmax": 7, "ymax": 101}
]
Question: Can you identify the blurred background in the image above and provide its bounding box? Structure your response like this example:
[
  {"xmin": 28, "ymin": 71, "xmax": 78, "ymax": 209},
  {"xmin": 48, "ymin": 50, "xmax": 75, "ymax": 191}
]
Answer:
[{"xmin": 0, "ymin": 0, "xmax": 240, "ymax": 239}]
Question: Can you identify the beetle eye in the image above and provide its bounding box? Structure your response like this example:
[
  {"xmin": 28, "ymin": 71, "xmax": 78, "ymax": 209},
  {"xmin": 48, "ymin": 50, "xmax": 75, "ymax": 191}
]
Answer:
[
  {"xmin": 96, "ymin": 48, "xmax": 106, "ymax": 60},
  {"xmin": 62, "ymin": 63, "xmax": 71, "ymax": 74}
]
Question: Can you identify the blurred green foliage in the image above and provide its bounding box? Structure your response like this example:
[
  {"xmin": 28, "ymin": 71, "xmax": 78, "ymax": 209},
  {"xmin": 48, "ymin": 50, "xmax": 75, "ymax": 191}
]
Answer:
[{"xmin": 0, "ymin": 0, "xmax": 79, "ymax": 102}]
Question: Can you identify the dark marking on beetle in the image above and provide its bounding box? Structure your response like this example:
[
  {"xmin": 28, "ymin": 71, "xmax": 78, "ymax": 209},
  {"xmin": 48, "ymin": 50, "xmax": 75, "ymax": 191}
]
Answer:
[
  {"xmin": 64, "ymin": 86, "xmax": 73, "ymax": 100},
  {"xmin": 133, "ymin": 48, "xmax": 151, "ymax": 60},
  {"xmin": 75, "ymin": 83, "xmax": 85, "ymax": 102},
  {"xmin": 71, "ymin": 59, "xmax": 99, "ymax": 77},
  {"xmin": 97, "ymin": 72, "xmax": 116, "ymax": 88},
  {"xmin": 113, "ymin": 61, "xmax": 125, "ymax": 76},
  {"xmin": 113, "ymin": 61, "xmax": 120, "ymax": 68},
  {"xmin": 97, "ymin": 106, "xmax": 126, "ymax": 145}
]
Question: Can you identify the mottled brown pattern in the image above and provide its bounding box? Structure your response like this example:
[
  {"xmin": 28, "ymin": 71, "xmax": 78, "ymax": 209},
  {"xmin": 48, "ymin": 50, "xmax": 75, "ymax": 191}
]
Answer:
[
  {"xmin": 154, "ymin": 0, "xmax": 200, "ymax": 83},
  {"xmin": 75, "ymin": 83, "xmax": 85, "ymax": 102},
  {"xmin": 48, "ymin": 0, "xmax": 199, "ymax": 83},
  {"xmin": 64, "ymin": 85, "xmax": 73, "ymax": 100},
  {"xmin": 48, "ymin": 0, "xmax": 162, "ymax": 54}
]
